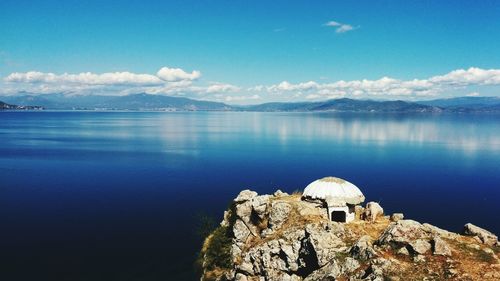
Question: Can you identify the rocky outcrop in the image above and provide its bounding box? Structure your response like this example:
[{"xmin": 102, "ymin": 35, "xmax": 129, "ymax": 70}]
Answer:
[
  {"xmin": 200, "ymin": 190, "xmax": 500, "ymax": 281},
  {"xmin": 463, "ymin": 223, "xmax": 499, "ymax": 246}
]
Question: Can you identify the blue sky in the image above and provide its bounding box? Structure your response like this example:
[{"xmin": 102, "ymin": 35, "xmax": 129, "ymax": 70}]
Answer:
[{"xmin": 1, "ymin": 0, "xmax": 500, "ymax": 103}]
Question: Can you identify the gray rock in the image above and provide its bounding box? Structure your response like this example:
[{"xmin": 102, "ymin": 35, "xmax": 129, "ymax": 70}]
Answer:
[
  {"xmin": 234, "ymin": 190, "xmax": 258, "ymax": 203},
  {"xmin": 238, "ymin": 260, "xmax": 254, "ymax": 275},
  {"xmin": 396, "ymin": 246, "xmax": 410, "ymax": 256},
  {"xmin": 233, "ymin": 219, "xmax": 251, "ymax": 242},
  {"xmin": 235, "ymin": 273, "xmax": 248, "ymax": 281},
  {"xmin": 273, "ymin": 189, "xmax": 289, "ymax": 197},
  {"xmin": 306, "ymin": 223, "xmax": 346, "ymax": 266},
  {"xmin": 363, "ymin": 202, "xmax": 384, "ymax": 222},
  {"xmin": 432, "ymin": 236, "xmax": 452, "ymax": 256},
  {"xmin": 251, "ymin": 195, "xmax": 270, "ymax": 219},
  {"xmin": 269, "ymin": 201, "xmax": 292, "ymax": 230},
  {"xmin": 236, "ymin": 201, "xmax": 253, "ymax": 221},
  {"xmin": 413, "ymin": 254, "xmax": 426, "ymax": 263},
  {"xmin": 304, "ymin": 261, "xmax": 341, "ymax": 281},
  {"xmin": 423, "ymin": 223, "xmax": 459, "ymax": 239},
  {"xmin": 377, "ymin": 220, "xmax": 430, "ymax": 247},
  {"xmin": 350, "ymin": 235, "xmax": 377, "ymax": 260},
  {"xmin": 342, "ymin": 257, "xmax": 360, "ymax": 274},
  {"xmin": 409, "ymin": 239, "xmax": 432, "ymax": 255},
  {"xmin": 390, "ymin": 213, "xmax": 404, "ymax": 222},
  {"xmin": 463, "ymin": 223, "xmax": 498, "ymax": 246}
]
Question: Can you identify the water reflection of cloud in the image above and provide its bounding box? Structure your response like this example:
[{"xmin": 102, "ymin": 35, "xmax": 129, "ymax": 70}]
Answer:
[
  {"xmin": 163, "ymin": 113, "xmax": 500, "ymax": 156},
  {"xmin": 67, "ymin": 112, "xmax": 498, "ymax": 157}
]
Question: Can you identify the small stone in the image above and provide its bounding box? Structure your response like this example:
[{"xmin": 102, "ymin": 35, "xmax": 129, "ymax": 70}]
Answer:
[
  {"xmin": 413, "ymin": 254, "xmax": 426, "ymax": 263},
  {"xmin": 238, "ymin": 260, "xmax": 254, "ymax": 275},
  {"xmin": 273, "ymin": 189, "xmax": 288, "ymax": 197},
  {"xmin": 396, "ymin": 247, "xmax": 410, "ymax": 256},
  {"xmin": 390, "ymin": 213, "xmax": 404, "ymax": 222},
  {"xmin": 467, "ymin": 243, "xmax": 480, "ymax": 250},
  {"xmin": 446, "ymin": 268, "xmax": 458, "ymax": 277}
]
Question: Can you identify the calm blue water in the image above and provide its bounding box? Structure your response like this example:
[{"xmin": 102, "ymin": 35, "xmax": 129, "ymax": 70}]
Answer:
[{"xmin": 1, "ymin": 111, "xmax": 499, "ymax": 280}]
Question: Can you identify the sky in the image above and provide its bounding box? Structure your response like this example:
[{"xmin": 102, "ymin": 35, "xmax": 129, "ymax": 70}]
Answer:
[{"xmin": 1, "ymin": 0, "xmax": 500, "ymax": 104}]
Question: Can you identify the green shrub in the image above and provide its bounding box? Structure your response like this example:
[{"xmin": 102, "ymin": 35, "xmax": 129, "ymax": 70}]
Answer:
[{"xmin": 203, "ymin": 226, "xmax": 233, "ymax": 270}]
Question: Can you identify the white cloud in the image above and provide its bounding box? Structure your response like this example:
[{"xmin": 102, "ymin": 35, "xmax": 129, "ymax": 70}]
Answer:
[
  {"xmin": 156, "ymin": 67, "xmax": 201, "ymax": 82},
  {"xmin": 255, "ymin": 67, "xmax": 500, "ymax": 100},
  {"xmin": 429, "ymin": 67, "xmax": 500, "ymax": 86},
  {"xmin": 3, "ymin": 66, "xmax": 500, "ymax": 102},
  {"xmin": 324, "ymin": 21, "xmax": 342, "ymax": 27},
  {"xmin": 206, "ymin": 83, "xmax": 240, "ymax": 93},
  {"xmin": 324, "ymin": 20, "xmax": 357, "ymax": 33},
  {"xmin": 5, "ymin": 71, "xmax": 162, "ymax": 85},
  {"xmin": 335, "ymin": 24, "xmax": 354, "ymax": 33}
]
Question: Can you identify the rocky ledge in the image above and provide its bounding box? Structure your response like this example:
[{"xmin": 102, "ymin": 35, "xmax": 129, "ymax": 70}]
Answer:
[{"xmin": 199, "ymin": 190, "xmax": 500, "ymax": 281}]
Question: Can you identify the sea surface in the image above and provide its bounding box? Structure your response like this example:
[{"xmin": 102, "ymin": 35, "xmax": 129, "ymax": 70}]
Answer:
[{"xmin": 1, "ymin": 111, "xmax": 499, "ymax": 281}]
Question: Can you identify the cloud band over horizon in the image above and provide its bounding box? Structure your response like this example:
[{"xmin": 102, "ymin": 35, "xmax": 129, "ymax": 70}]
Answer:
[{"xmin": 2, "ymin": 67, "xmax": 500, "ymax": 104}]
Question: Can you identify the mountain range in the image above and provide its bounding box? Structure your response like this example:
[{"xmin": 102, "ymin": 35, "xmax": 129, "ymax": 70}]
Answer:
[{"xmin": 1, "ymin": 93, "xmax": 500, "ymax": 113}]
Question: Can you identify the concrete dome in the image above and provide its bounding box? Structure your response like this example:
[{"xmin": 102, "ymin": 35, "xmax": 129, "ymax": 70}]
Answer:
[{"xmin": 303, "ymin": 177, "xmax": 365, "ymax": 205}]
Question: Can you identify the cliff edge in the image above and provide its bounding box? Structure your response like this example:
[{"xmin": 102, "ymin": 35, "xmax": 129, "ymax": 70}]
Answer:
[{"xmin": 199, "ymin": 190, "xmax": 499, "ymax": 281}]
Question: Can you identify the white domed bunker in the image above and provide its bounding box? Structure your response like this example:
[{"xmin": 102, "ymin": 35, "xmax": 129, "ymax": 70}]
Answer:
[{"xmin": 302, "ymin": 177, "xmax": 365, "ymax": 223}]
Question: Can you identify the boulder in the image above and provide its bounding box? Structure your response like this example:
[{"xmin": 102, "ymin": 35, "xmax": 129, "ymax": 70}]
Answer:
[
  {"xmin": 251, "ymin": 195, "xmax": 270, "ymax": 219},
  {"xmin": 233, "ymin": 219, "xmax": 251, "ymax": 243},
  {"xmin": 408, "ymin": 239, "xmax": 432, "ymax": 255},
  {"xmin": 363, "ymin": 202, "xmax": 384, "ymax": 222},
  {"xmin": 423, "ymin": 223, "xmax": 459, "ymax": 239},
  {"xmin": 306, "ymin": 223, "xmax": 346, "ymax": 266},
  {"xmin": 390, "ymin": 213, "xmax": 404, "ymax": 222},
  {"xmin": 269, "ymin": 201, "xmax": 292, "ymax": 230},
  {"xmin": 296, "ymin": 201, "xmax": 326, "ymax": 218},
  {"xmin": 377, "ymin": 220, "xmax": 430, "ymax": 247},
  {"xmin": 350, "ymin": 235, "xmax": 377, "ymax": 260},
  {"xmin": 463, "ymin": 223, "xmax": 498, "ymax": 246},
  {"xmin": 303, "ymin": 261, "xmax": 341, "ymax": 281},
  {"xmin": 432, "ymin": 236, "xmax": 452, "ymax": 256},
  {"xmin": 234, "ymin": 190, "xmax": 258, "ymax": 203},
  {"xmin": 236, "ymin": 201, "xmax": 253, "ymax": 221}
]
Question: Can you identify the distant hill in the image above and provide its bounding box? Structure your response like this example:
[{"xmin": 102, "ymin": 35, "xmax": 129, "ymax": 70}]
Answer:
[
  {"xmin": 418, "ymin": 96, "xmax": 500, "ymax": 112},
  {"xmin": 0, "ymin": 100, "xmax": 43, "ymax": 110},
  {"xmin": 2, "ymin": 94, "xmax": 500, "ymax": 113},
  {"xmin": 241, "ymin": 98, "xmax": 442, "ymax": 113},
  {"xmin": 2, "ymin": 93, "xmax": 233, "ymax": 111}
]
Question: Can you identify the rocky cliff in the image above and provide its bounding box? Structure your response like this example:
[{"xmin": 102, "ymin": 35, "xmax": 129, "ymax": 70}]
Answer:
[{"xmin": 199, "ymin": 190, "xmax": 500, "ymax": 281}]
